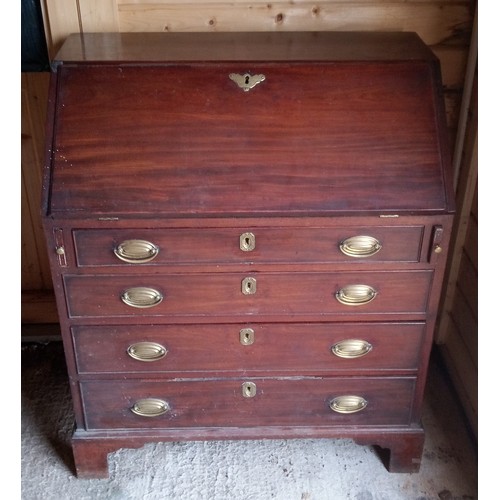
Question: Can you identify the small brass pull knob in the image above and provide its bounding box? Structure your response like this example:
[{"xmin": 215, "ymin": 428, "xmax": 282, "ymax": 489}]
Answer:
[
  {"xmin": 335, "ymin": 284, "xmax": 377, "ymax": 306},
  {"xmin": 55, "ymin": 246, "xmax": 65, "ymax": 256},
  {"xmin": 329, "ymin": 395, "xmax": 368, "ymax": 414},
  {"xmin": 434, "ymin": 244, "xmax": 443, "ymax": 254},
  {"xmin": 331, "ymin": 339, "xmax": 372, "ymax": 359},
  {"xmin": 240, "ymin": 232, "xmax": 256, "ymax": 252},
  {"xmin": 131, "ymin": 398, "xmax": 170, "ymax": 417},
  {"xmin": 339, "ymin": 235, "xmax": 382, "ymax": 258},
  {"xmin": 127, "ymin": 342, "xmax": 167, "ymax": 362},
  {"xmin": 121, "ymin": 287, "xmax": 163, "ymax": 308},
  {"xmin": 242, "ymin": 277, "xmax": 257, "ymax": 295},
  {"xmin": 242, "ymin": 382, "xmax": 257, "ymax": 398},
  {"xmin": 114, "ymin": 239, "xmax": 159, "ymax": 264}
]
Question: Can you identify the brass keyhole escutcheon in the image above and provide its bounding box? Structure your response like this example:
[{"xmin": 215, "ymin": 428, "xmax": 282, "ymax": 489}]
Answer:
[
  {"xmin": 240, "ymin": 232, "xmax": 256, "ymax": 252},
  {"xmin": 242, "ymin": 277, "xmax": 257, "ymax": 295},
  {"xmin": 240, "ymin": 328, "xmax": 255, "ymax": 345},
  {"xmin": 229, "ymin": 73, "xmax": 266, "ymax": 92},
  {"xmin": 242, "ymin": 382, "xmax": 257, "ymax": 398}
]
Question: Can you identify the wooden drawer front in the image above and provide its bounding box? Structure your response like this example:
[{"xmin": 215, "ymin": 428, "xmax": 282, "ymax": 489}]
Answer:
[
  {"xmin": 65, "ymin": 271, "xmax": 432, "ymax": 319},
  {"xmin": 73, "ymin": 322, "xmax": 424, "ymax": 375},
  {"xmin": 81, "ymin": 377, "xmax": 415, "ymax": 430},
  {"xmin": 73, "ymin": 226, "xmax": 423, "ymax": 267}
]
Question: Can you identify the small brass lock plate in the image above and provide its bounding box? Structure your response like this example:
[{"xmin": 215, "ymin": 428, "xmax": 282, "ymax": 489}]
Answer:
[
  {"xmin": 241, "ymin": 277, "xmax": 257, "ymax": 295},
  {"xmin": 242, "ymin": 381, "xmax": 257, "ymax": 398},
  {"xmin": 240, "ymin": 328, "xmax": 255, "ymax": 345},
  {"xmin": 229, "ymin": 73, "xmax": 266, "ymax": 92},
  {"xmin": 240, "ymin": 232, "xmax": 256, "ymax": 252}
]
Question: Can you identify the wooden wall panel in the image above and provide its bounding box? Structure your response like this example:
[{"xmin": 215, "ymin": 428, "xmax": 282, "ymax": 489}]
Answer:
[
  {"xmin": 79, "ymin": 0, "xmax": 119, "ymax": 33},
  {"xmin": 115, "ymin": 1, "xmax": 470, "ymax": 45},
  {"xmin": 21, "ymin": 72, "xmax": 60, "ymax": 326},
  {"xmin": 41, "ymin": 0, "xmax": 81, "ymax": 58},
  {"xmin": 21, "ymin": 73, "xmax": 51, "ymax": 292},
  {"xmin": 436, "ymin": 48, "xmax": 477, "ymax": 441}
]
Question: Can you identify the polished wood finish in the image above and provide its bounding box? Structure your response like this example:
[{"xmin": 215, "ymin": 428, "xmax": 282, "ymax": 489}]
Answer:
[
  {"xmin": 64, "ymin": 271, "xmax": 433, "ymax": 319},
  {"xmin": 73, "ymin": 225, "xmax": 425, "ymax": 266},
  {"xmin": 42, "ymin": 32, "xmax": 454, "ymax": 477},
  {"xmin": 81, "ymin": 377, "xmax": 416, "ymax": 429},
  {"xmin": 72, "ymin": 322, "xmax": 425, "ymax": 375},
  {"xmin": 48, "ymin": 58, "xmax": 452, "ymax": 217},
  {"xmin": 54, "ymin": 32, "xmax": 437, "ymax": 63}
]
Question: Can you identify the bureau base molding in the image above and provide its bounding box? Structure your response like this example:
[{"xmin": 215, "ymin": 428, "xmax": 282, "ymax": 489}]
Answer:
[{"xmin": 72, "ymin": 427, "xmax": 425, "ymax": 478}]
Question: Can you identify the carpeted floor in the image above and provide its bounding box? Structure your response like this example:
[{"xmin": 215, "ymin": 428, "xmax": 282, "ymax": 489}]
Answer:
[{"xmin": 21, "ymin": 342, "xmax": 477, "ymax": 500}]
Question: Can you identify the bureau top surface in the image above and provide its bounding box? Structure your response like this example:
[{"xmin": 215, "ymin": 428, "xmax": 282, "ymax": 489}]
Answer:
[{"xmin": 44, "ymin": 32, "xmax": 454, "ymax": 219}]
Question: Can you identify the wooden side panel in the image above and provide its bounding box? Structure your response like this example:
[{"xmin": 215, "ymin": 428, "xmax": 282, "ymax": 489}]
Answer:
[
  {"xmin": 21, "ymin": 73, "xmax": 57, "ymax": 325},
  {"xmin": 436, "ymin": 63, "xmax": 477, "ymax": 440}
]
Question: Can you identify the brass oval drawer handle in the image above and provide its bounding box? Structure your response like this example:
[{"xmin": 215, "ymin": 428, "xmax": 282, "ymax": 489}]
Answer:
[
  {"xmin": 335, "ymin": 284, "xmax": 377, "ymax": 306},
  {"xmin": 331, "ymin": 339, "xmax": 372, "ymax": 359},
  {"xmin": 131, "ymin": 398, "xmax": 170, "ymax": 417},
  {"xmin": 329, "ymin": 395, "xmax": 368, "ymax": 414},
  {"xmin": 114, "ymin": 239, "xmax": 159, "ymax": 264},
  {"xmin": 127, "ymin": 342, "xmax": 168, "ymax": 362},
  {"xmin": 121, "ymin": 287, "xmax": 163, "ymax": 308},
  {"xmin": 339, "ymin": 235, "xmax": 382, "ymax": 258}
]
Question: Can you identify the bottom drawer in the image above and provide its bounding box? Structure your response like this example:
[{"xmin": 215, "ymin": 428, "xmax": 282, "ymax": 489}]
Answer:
[{"xmin": 81, "ymin": 377, "xmax": 415, "ymax": 430}]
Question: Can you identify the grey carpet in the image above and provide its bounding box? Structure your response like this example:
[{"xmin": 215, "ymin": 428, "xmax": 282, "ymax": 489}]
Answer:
[{"xmin": 21, "ymin": 342, "xmax": 477, "ymax": 500}]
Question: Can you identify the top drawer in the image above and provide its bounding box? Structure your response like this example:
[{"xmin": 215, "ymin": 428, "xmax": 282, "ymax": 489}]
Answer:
[{"xmin": 73, "ymin": 226, "xmax": 423, "ymax": 267}]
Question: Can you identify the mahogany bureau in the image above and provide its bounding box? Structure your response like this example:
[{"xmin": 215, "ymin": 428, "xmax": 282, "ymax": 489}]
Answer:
[{"xmin": 42, "ymin": 32, "xmax": 455, "ymax": 478}]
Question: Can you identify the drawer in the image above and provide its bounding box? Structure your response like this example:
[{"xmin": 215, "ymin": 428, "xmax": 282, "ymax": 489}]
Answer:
[
  {"xmin": 81, "ymin": 377, "xmax": 415, "ymax": 430},
  {"xmin": 65, "ymin": 271, "xmax": 432, "ymax": 319},
  {"xmin": 73, "ymin": 226, "xmax": 424, "ymax": 266},
  {"xmin": 73, "ymin": 322, "xmax": 425, "ymax": 375}
]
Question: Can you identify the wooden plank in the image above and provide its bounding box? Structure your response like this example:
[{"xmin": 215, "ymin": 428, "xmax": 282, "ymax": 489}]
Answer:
[
  {"xmin": 450, "ymin": 287, "xmax": 477, "ymax": 365},
  {"xmin": 21, "ymin": 291, "xmax": 60, "ymax": 325},
  {"xmin": 438, "ymin": 334, "xmax": 477, "ymax": 440},
  {"xmin": 471, "ymin": 180, "xmax": 477, "ymax": 220},
  {"xmin": 431, "ymin": 45, "xmax": 469, "ymax": 90},
  {"xmin": 444, "ymin": 91, "xmax": 461, "ymax": 133},
  {"xmin": 117, "ymin": 2, "xmax": 472, "ymax": 45},
  {"xmin": 456, "ymin": 253, "xmax": 478, "ymax": 318},
  {"xmin": 463, "ymin": 212, "xmax": 478, "ymax": 275},
  {"xmin": 41, "ymin": 0, "xmax": 81, "ymax": 58},
  {"xmin": 21, "ymin": 169, "xmax": 39, "ymax": 289},
  {"xmin": 117, "ymin": 0, "xmax": 469, "ymax": 4},
  {"xmin": 79, "ymin": 0, "xmax": 120, "ymax": 32},
  {"xmin": 21, "ymin": 73, "xmax": 52, "ymax": 291},
  {"xmin": 21, "ymin": 323, "xmax": 61, "ymax": 342},
  {"xmin": 435, "ymin": 61, "xmax": 477, "ymax": 344}
]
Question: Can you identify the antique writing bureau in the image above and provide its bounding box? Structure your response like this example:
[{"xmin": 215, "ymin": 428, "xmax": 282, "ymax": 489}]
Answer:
[{"xmin": 42, "ymin": 32, "xmax": 455, "ymax": 478}]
